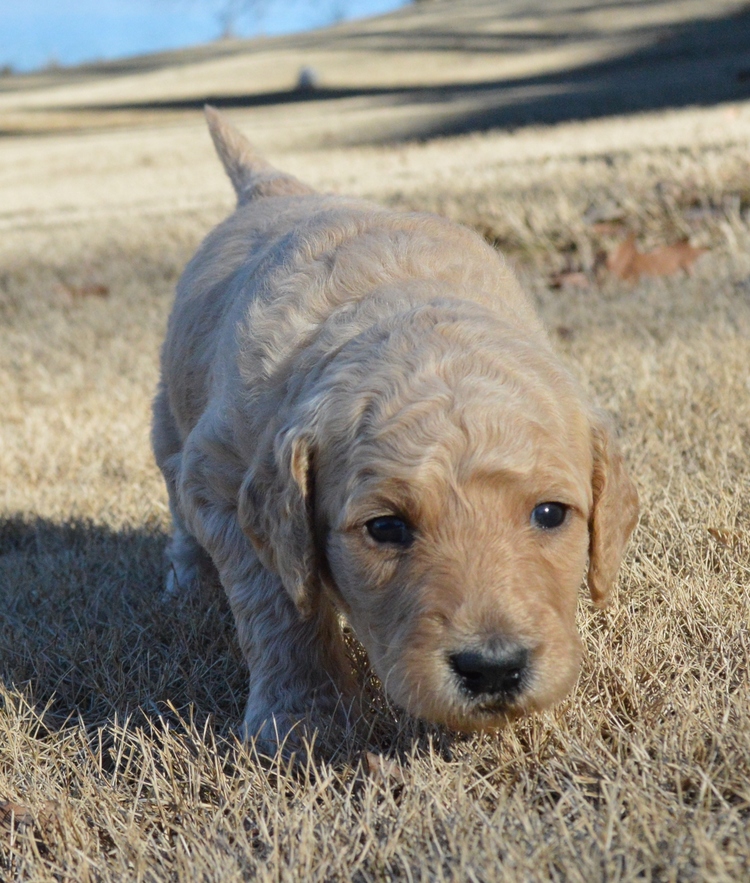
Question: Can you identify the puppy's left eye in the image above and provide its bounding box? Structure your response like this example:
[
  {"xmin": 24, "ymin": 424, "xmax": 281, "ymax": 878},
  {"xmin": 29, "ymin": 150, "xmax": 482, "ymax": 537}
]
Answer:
[
  {"xmin": 531, "ymin": 502, "xmax": 568, "ymax": 530},
  {"xmin": 366, "ymin": 516, "xmax": 413, "ymax": 546}
]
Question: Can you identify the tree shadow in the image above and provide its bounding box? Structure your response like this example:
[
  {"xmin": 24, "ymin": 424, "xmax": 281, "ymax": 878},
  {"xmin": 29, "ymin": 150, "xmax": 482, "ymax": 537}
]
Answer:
[
  {"xmin": 60, "ymin": 4, "xmax": 750, "ymax": 142},
  {"xmin": 0, "ymin": 515, "xmax": 444, "ymax": 761},
  {"xmin": 0, "ymin": 515, "xmax": 245, "ymax": 734}
]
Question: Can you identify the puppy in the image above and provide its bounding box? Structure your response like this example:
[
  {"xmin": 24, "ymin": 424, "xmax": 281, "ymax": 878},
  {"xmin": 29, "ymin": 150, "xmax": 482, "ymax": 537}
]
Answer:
[{"xmin": 152, "ymin": 107, "xmax": 638, "ymax": 747}]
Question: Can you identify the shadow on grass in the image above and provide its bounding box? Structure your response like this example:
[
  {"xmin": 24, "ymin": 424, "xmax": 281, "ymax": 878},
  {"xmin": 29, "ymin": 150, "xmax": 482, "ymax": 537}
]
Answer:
[
  {"xmin": 0, "ymin": 515, "xmax": 245, "ymax": 735},
  {"xmin": 0, "ymin": 515, "xmax": 453, "ymax": 761},
  {"xmin": 60, "ymin": 4, "xmax": 750, "ymax": 141}
]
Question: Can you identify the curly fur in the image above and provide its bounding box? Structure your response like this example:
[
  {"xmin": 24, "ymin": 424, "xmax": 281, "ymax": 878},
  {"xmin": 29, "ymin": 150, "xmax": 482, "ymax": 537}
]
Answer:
[{"xmin": 151, "ymin": 107, "xmax": 639, "ymax": 747}]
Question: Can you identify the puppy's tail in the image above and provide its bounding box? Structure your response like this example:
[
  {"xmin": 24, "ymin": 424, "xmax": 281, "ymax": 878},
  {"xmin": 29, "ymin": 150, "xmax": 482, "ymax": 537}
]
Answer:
[{"xmin": 204, "ymin": 105, "xmax": 314, "ymax": 205}]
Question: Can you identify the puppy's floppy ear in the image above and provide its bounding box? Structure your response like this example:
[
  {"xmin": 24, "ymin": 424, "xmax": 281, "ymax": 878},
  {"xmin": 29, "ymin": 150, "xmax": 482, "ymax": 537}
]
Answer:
[
  {"xmin": 238, "ymin": 426, "xmax": 318, "ymax": 616},
  {"xmin": 587, "ymin": 414, "xmax": 639, "ymax": 607}
]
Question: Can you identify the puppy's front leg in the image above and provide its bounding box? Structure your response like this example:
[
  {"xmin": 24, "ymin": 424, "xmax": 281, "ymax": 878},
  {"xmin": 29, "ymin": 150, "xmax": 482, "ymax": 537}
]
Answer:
[
  {"xmin": 225, "ymin": 560, "xmax": 354, "ymax": 753},
  {"xmin": 177, "ymin": 421, "xmax": 355, "ymax": 752}
]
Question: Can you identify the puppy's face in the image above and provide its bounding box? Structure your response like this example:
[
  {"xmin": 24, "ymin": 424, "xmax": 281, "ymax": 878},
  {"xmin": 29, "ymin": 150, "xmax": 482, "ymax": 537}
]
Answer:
[
  {"xmin": 317, "ymin": 371, "xmax": 594, "ymax": 730},
  {"xmin": 240, "ymin": 313, "xmax": 638, "ymax": 730}
]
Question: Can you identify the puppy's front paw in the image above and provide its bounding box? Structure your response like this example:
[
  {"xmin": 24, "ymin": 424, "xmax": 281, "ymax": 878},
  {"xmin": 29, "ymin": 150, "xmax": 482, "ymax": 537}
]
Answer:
[
  {"xmin": 241, "ymin": 712, "xmax": 308, "ymax": 759},
  {"xmin": 163, "ymin": 531, "xmax": 216, "ymax": 598},
  {"xmin": 241, "ymin": 696, "xmax": 354, "ymax": 759},
  {"xmin": 164, "ymin": 560, "xmax": 200, "ymax": 597}
]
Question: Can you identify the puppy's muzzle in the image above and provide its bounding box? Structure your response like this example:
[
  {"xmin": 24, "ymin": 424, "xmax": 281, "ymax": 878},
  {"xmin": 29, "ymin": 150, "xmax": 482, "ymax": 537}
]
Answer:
[{"xmin": 449, "ymin": 646, "xmax": 529, "ymax": 703}]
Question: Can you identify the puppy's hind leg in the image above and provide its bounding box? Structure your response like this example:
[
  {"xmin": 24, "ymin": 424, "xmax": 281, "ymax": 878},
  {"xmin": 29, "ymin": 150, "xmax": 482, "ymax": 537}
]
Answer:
[
  {"xmin": 164, "ymin": 509, "xmax": 217, "ymax": 597},
  {"xmin": 152, "ymin": 384, "xmax": 217, "ymax": 596}
]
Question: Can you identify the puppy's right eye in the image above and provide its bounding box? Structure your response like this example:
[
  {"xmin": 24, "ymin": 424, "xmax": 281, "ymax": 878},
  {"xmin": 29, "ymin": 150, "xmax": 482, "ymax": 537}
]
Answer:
[
  {"xmin": 531, "ymin": 502, "xmax": 568, "ymax": 530},
  {"xmin": 366, "ymin": 516, "xmax": 413, "ymax": 546}
]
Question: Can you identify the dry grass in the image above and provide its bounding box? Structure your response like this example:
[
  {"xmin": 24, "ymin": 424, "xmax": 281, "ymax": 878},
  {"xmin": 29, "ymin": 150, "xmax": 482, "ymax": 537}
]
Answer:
[{"xmin": 2, "ymin": 2, "xmax": 750, "ymax": 879}]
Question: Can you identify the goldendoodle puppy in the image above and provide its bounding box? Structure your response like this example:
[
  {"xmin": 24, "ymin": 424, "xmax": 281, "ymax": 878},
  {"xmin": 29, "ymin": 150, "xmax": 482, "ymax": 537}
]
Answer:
[{"xmin": 152, "ymin": 107, "xmax": 638, "ymax": 748}]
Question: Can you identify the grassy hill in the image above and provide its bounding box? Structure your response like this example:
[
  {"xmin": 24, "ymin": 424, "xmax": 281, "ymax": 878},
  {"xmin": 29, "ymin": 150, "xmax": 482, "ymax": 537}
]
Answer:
[{"xmin": 1, "ymin": 1, "xmax": 749, "ymax": 879}]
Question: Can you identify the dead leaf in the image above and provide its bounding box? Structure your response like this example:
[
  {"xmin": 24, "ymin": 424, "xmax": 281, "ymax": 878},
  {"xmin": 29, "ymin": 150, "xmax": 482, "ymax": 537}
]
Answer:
[
  {"xmin": 0, "ymin": 800, "xmax": 34, "ymax": 832},
  {"xmin": 605, "ymin": 235, "xmax": 637, "ymax": 281},
  {"xmin": 36, "ymin": 801, "xmax": 62, "ymax": 839},
  {"xmin": 364, "ymin": 751, "xmax": 406, "ymax": 786},
  {"xmin": 63, "ymin": 283, "xmax": 110, "ymax": 299},
  {"xmin": 708, "ymin": 527, "xmax": 744, "ymax": 549},
  {"xmin": 591, "ymin": 221, "xmax": 627, "ymax": 236},
  {"xmin": 549, "ymin": 270, "xmax": 590, "ymax": 290},
  {"xmin": 0, "ymin": 799, "xmax": 61, "ymax": 841},
  {"xmin": 606, "ymin": 235, "xmax": 707, "ymax": 283}
]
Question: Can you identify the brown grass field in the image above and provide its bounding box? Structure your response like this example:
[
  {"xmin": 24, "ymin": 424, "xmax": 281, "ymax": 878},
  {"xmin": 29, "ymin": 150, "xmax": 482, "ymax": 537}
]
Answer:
[{"xmin": 1, "ymin": 0, "xmax": 750, "ymax": 879}]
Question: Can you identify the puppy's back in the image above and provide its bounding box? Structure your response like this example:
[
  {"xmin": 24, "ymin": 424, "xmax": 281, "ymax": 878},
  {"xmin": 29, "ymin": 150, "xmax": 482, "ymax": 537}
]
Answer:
[{"xmin": 160, "ymin": 110, "xmax": 544, "ymax": 442}]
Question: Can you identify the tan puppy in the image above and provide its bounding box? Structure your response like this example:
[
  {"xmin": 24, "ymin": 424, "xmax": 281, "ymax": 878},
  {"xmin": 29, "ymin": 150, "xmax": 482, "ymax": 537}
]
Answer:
[{"xmin": 152, "ymin": 108, "xmax": 638, "ymax": 747}]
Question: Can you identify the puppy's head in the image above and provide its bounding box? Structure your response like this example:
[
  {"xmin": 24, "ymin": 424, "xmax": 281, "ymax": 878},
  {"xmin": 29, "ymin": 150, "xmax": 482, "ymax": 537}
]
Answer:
[{"xmin": 239, "ymin": 306, "xmax": 638, "ymax": 729}]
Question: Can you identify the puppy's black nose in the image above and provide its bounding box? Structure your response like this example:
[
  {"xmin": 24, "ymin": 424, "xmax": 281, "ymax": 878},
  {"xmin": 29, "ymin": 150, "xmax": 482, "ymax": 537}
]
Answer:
[{"xmin": 450, "ymin": 648, "xmax": 529, "ymax": 699}]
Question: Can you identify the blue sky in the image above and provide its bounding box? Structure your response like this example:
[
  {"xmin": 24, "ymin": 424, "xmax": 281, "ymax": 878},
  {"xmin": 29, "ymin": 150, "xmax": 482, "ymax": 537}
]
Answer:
[{"xmin": 0, "ymin": 0, "xmax": 408, "ymax": 72}]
